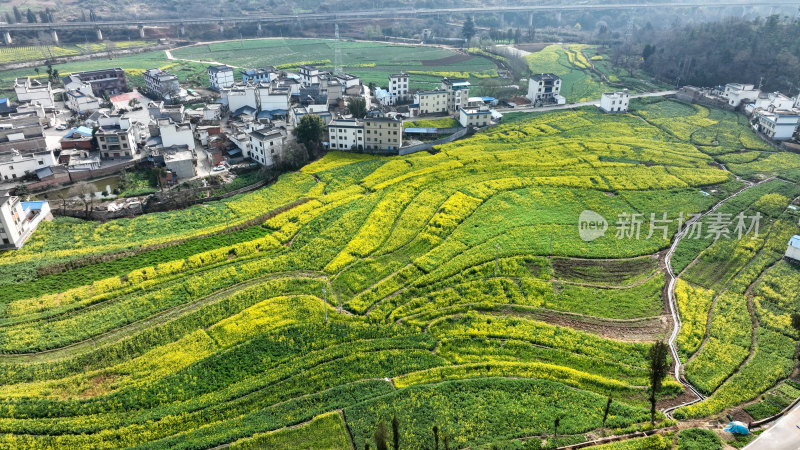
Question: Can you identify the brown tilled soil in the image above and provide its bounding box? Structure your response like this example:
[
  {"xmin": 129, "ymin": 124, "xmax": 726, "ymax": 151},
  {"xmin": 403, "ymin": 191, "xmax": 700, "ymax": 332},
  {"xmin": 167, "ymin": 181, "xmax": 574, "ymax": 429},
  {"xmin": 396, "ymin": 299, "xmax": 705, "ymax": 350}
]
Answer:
[{"xmin": 421, "ymin": 54, "xmax": 473, "ymax": 66}]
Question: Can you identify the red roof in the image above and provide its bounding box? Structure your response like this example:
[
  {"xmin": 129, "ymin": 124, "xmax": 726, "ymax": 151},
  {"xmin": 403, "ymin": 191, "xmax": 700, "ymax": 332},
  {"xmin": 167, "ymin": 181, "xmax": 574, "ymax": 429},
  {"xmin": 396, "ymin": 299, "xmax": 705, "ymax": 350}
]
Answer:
[{"xmin": 110, "ymin": 92, "xmax": 141, "ymax": 103}]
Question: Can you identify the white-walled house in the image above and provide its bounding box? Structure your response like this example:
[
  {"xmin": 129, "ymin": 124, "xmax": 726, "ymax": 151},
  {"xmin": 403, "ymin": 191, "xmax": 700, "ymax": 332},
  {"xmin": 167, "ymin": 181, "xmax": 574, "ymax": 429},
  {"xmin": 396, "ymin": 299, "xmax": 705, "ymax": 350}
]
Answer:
[
  {"xmin": 222, "ymin": 83, "xmax": 259, "ymax": 113},
  {"xmin": 0, "ymin": 149, "xmax": 57, "ymax": 181},
  {"xmin": 328, "ymin": 119, "xmax": 364, "ymax": 150},
  {"xmin": 753, "ymin": 109, "xmax": 800, "ymax": 141},
  {"xmin": 389, "ymin": 73, "xmax": 409, "ymax": 102},
  {"xmin": 208, "ymin": 65, "xmax": 235, "ymax": 91},
  {"xmin": 298, "ymin": 65, "xmax": 321, "ymax": 86},
  {"xmin": 248, "ymin": 129, "xmax": 284, "ymax": 167},
  {"xmin": 14, "ymin": 77, "xmax": 54, "ymax": 108},
  {"xmin": 786, "ymin": 235, "xmax": 800, "ymax": 262},
  {"xmin": 723, "ymin": 83, "xmax": 760, "ymax": 108},
  {"xmin": 458, "ymin": 107, "xmax": 491, "ymax": 128},
  {"xmin": 158, "ymin": 119, "xmax": 196, "ymax": 150},
  {"xmin": 528, "ymin": 73, "xmax": 564, "ymax": 105},
  {"xmin": 257, "ymin": 84, "xmax": 291, "ymax": 112},
  {"xmin": 0, "ymin": 195, "xmax": 51, "ymax": 249},
  {"xmin": 66, "ymin": 83, "xmax": 101, "ymax": 114},
  {"xmin": 600, "ymin": 90, "xmax": 630, "ymax": 113}
]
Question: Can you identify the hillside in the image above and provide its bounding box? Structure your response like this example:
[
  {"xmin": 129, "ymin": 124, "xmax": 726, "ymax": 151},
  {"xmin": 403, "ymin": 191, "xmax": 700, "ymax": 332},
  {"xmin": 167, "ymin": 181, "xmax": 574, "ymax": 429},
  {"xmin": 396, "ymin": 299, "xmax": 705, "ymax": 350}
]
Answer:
[{"xmin": 0, "ymin": 99, "xmax": 798, "ymax": 447}]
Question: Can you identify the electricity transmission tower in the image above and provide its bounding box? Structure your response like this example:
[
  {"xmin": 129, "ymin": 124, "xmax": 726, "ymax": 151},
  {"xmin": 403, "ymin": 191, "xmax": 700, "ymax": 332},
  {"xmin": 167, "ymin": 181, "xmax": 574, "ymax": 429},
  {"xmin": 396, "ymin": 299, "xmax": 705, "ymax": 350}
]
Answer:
[{"xmin": 334, "ymin": 24, "xmax": 343, "ymax": 74}]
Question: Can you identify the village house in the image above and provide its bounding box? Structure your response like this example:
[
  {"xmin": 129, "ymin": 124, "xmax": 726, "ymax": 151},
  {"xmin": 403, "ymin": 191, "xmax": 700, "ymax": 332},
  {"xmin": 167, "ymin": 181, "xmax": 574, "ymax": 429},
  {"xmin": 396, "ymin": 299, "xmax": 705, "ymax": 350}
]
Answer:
[
  {"xmin": 248, "ymin": 128, "xmax": 285, "ymax": 167},
  {"xmin": 415, "ymin": 90, "xmax": 449, "ymax": 115},
  {"xmin": 66, "ymin": 83, "xmax": 101, "ymax": 114},
  {"xmin": 14, "ymin": 77, "xmax": 55, "ymax": 108},
  {"xmin": 241, "ymin": 67, "xmax": 275, "ymax": 84},
  {"xmin": 0, "ymin": 194, "xmax": 51, "ymax": 249},
  {"xmin": 298, "ymin": 65, "xmax": 322, "ymax": 86},
  {"xmin": 63, "ymin": 68, "xmax": 128, "ymax": 97},
  {"xmin": 528, "ymin": 73, "xmax": 564, "ymax": 105},
  {"xmin": 441, "ymin": 78, "xmax": 470, "ymax": 112},
  {"xmin": 95, "ymin": 115, "xmax": 137, "ymax": 159},
  {"xmin": 59, "ymin": 126, "xmax": 94, "ymax": 154},
  {"xmin": 458, "ymin": 107, "xmax": 491, "ymax": 128},
  {"xmin": 144, "ymin": 68, "xmax": 181, "ymax": 101},
  {"xmin": 722, "ymin": 83, "xmax": 760, "ymax": 108},
  {"xmin": 163, "ymin": 150, "xmax": 196, "ymax": 179},
  {"xmin": 328, "ymin": 118, "xmax": 364, "ymax": 150},
  {"xmin": 207, "ymin": 65, "xmax": 235, "ymax": 91},
  {"xmin": 158, "ymin": 119, "xmax": 196, "ymax": 151},
  {"xmin": 364, "ymin": 117, "xmax": 402, "ymax": 152},
  {"xmin": 221, "ymin": 83, "xmax": 259, "ymax": 114},
  {"xmin": 753, "ymin": 108, "xmax": 800, "ymax": 141},
  {"xmin": 0, "ymin": 149, "xmax": 57, "ymax": 181},
  {"xmin": 600, "ymin": 90, "xmax": 630, "ymax": 113},
  {"xmin": 0, "ymin": 114, "xmax": 46, "ymax": 154},
  {"xmin": 389, "ymin": 73, "xmax": 409, "ymax": 102}
]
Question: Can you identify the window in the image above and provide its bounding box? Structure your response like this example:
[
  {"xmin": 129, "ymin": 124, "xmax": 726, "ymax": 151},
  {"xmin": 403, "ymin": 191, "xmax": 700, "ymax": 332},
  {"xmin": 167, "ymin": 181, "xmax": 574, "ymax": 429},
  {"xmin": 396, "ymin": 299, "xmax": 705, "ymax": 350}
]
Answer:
[{"xmin": 38, "ymin": 161, "xmax": 44, "ymax": 165}]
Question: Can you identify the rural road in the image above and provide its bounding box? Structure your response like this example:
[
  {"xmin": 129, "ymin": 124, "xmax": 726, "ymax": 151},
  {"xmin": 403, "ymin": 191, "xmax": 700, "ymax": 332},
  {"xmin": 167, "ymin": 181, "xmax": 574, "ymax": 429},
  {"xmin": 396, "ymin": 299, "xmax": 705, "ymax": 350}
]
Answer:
[{"xmin": 745, "ymin": 402, "xmax": 800, "ymax": 450}]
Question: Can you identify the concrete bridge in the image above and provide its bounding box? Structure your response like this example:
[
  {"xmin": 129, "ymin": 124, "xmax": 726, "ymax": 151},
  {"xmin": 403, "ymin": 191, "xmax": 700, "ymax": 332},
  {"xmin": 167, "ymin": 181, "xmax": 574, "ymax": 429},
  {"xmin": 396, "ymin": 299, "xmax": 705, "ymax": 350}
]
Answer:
[{"xmin": 2, "ymin": 1, "xmax": 798, "ymax": 44}]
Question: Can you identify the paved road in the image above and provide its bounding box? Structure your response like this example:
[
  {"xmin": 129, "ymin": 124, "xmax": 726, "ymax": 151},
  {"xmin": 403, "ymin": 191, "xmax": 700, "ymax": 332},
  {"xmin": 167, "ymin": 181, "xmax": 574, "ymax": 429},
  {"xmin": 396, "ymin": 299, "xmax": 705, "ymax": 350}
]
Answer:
[
  {"xmin": 495, "ymin": 90, "xmax": 677, "ymax": 113},
  {"xmin": 744, "ymin": 402, "xmax": 800, "ymax": 450}
]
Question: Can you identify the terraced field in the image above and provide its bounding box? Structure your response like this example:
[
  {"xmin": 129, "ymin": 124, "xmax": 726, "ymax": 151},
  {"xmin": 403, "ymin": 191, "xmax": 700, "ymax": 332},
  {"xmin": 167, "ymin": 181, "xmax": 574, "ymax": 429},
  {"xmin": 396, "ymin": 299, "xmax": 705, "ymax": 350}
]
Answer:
[{"xmin": 0, "ymin": 98, "xmax": 798, "ymax": 448}]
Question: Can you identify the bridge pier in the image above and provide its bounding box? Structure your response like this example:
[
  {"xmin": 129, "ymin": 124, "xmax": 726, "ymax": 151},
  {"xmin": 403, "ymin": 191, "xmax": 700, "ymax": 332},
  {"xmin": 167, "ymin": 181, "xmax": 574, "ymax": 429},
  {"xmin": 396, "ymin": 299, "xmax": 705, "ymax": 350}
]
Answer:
[
  {"xmin": 179, "ymin": 25, "xmax": 185, "ymax": 36},
  {"xmin": 96, "ymin": 28, "xmax": 104, "ymax": 40},
  {"xmin": 529, "ymin": 12, "xmax": 533, "ymax": 27},
  {"xmin": 3, "ymin": 31, "xmax": 11, "ymax": 45},
  {"xmin": 139, "ymin": 26, "xmax": 145, "ymax": 39},
  {"xmin": 257, "ymin": 22, "xmax": 262, "ymax": 35},
  {"xmin": 556, "ymin": 11, "xmax": 562, "ymax": 25},
  {"xmin": 51, "ymin": 30, "xmax": 59, "ymax": 43},
  {"xmin": 218, "ymin": 22, "xmax": 224, "ymax": 33}
]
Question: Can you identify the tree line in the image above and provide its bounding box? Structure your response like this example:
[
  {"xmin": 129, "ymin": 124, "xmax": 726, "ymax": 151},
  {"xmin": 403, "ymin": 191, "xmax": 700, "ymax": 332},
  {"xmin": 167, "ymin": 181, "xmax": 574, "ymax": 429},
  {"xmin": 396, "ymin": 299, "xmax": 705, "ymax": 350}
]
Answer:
[{"xmin": 619, "ymin": 15, "xmax": 800, "ymax": 94}]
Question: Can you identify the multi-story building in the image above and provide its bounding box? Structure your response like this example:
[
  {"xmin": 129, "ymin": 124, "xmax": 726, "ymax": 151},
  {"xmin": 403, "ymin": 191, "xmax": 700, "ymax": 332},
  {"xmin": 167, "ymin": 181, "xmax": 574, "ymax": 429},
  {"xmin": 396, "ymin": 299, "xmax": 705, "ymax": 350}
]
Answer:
[
  {"xmin": 528, "ymin": 73, "xmax": 562, "ymax": 105},
  {"xmin": 96, "ymin": 115, "xmax": 137, "ymax": 159},
  {"xmin": 14, "ymin": 77, "xmax": 54, "ymax": 108},
  {"xmin": 364, "ymin": 117, "xmax": 402, "ymax": 152},
  {"xmin": 257, "ymin": 84, "xmax": 291, "ymax": 112},
  {"xmin": 388, "ymin": 73, "xmax": 409, "ymax": 102},
  {"xmin": 241, "ymin": 67, "xmax": 275, "ymax": 84},
  {"xmin": 298, "ymin": 65, "xmax": 322, "ymax": 86},
  {"xmin": 221, "ymin": 83, "xmax": 259, "ymax": 113},
  {"xmin": 65, "ymin": 83, "xmax": 101, "ymax": 114},
  {"xmin": 458, "ymin": 107, "xmax": 491, "ymax": 128},
  {"xmin": 207, "ymin": 65, "xmax": 235, "ymax": 91},
  {"xmin": 441, "ymin": 78, "xmax": 470, "ymax": 112},
  {"xmin": 63, "ymin": 68, "xmax": 128, "ymax": 97},
  {"xmin": 600, "ymin": 90, "xmax": 630, "ymax": 113},
  {"xmin": 415, "ymin": 90, "xmax": 449, "ymax": 115},
  {"xmin": 164, "ymin": 150, "xmax": 196, "ymax": 179},
  {"xmin": 248, "ymin": 129, "xmax": 285, "ymax": 167},
  {"xmin": 754, "ymin": 109, "xmax": 800, "ymax": 141},
  {"xmin": 328, "ymin": 119, "xmax": 364, "ymax": 150},
  {"xmin": 336, "ymin": 73, "xmax": 361, "ymax": 89},
  {"xmin": 158, "ymin": 119, "xmax": 196, "ymax": 151},
  {"xmin": 0, "ymin": 149, "xmax": 57, "ymax": 181},
  {"xmin": 0, "ymin": 194, "xmax": 51, "ymax": 249},
  {"xmin": 144, "ymin": 68, "xmax": 181, "ymax": 101}
]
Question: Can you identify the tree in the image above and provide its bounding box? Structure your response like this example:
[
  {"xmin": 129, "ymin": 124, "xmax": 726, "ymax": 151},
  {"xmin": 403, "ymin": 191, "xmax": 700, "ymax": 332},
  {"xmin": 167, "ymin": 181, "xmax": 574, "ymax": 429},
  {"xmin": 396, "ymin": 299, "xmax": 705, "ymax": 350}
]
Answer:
[
  {"xmin": 553, "ymin": 416, "xmax": 560, "ymax": 442},
  {"xmin": 647, "ymin": 341, "xmax": 669, "ymax": 425},
  {"xmin": 391, "ymin": 416, "xmax": 400, "ymax": 450},
  {"xmin": 34, "ymin": 67, "xmax": 40, "ymax": 77},
  {"xmin": 38, "ymin": 10, "xmax": 49, "ymax": 23},
  {"xmin": 462, "ymin": 17, "xmax": 476, "ymax": 41},
  {"xmin": 432, "ymin": 425, "xmax": 439, "ymax": 450},
  {"xmin": 5, "ymin": 12, "xmax": 14, "ymax": 25},
  {"xmin": 791, "ymin": 313, "xmax": 800, "ymax": 333},
  {"xmin": 374, "ymin": 421, "xmax": 389, "ymax": 450},
  {"xmin": 14, "ymin": 184, "xmax": 30, "ymax": 198},
  {"xmin": 293, "ymin": 114, "xmax": 326, "ymax": 154},
  {"xmin": 13, "ymin": 6, "xmax": 22, "ymax": 23},
  {"xmin": 69, "ymin": 183, "xmax": 97, "ymax": 219},
  {"xmin": 443, "ymin": 435, "xmax": 449, "ymax": 450},
  {"xmin": 26, "ymin": 8, "xmax": 37, "ymax": 23},
  {"xmin": 55, "ymin": 189, "xmax": 70, "ymax": 213},
  {"xmin": 347, "ymin": 97, "xmax": 367, "ymax": 119}
]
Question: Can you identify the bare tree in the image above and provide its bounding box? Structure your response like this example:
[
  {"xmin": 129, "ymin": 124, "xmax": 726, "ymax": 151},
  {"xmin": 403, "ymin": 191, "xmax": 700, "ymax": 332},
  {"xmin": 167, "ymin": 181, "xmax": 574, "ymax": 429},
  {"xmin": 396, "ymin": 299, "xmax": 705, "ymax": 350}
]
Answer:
[{"xmin": 69, "ymin": 183, "xmax": 97, "ymax": 219}]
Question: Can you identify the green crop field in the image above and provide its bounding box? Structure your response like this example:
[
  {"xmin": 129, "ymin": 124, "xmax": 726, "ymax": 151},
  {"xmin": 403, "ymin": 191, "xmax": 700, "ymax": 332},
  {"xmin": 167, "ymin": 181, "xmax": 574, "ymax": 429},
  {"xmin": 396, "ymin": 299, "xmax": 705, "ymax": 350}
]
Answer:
[
  {"xmin": 170, "ymin": 38, "xmax": 497, "ymax": 91},
  {"xmin": 0, "ymin": 98, "xmax": 797, "ymax": 448}
]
